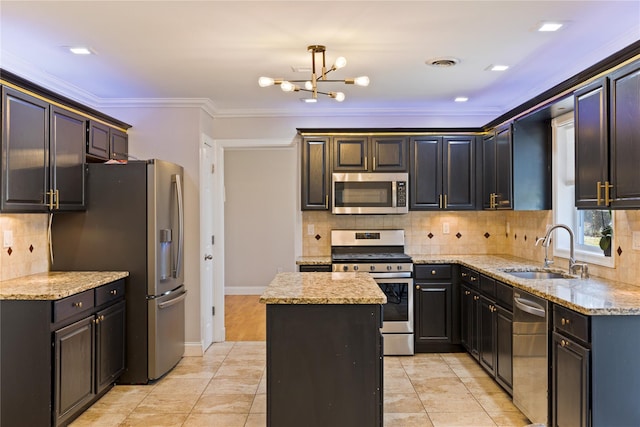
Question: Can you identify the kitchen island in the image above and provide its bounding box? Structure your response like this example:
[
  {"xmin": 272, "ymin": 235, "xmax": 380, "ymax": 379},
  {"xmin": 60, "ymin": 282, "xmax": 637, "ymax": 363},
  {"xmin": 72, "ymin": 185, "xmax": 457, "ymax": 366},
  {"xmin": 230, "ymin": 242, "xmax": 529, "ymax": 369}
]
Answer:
[{"xmin": 260, "ymin": 272, "xmax": 386, "ymax": 427}]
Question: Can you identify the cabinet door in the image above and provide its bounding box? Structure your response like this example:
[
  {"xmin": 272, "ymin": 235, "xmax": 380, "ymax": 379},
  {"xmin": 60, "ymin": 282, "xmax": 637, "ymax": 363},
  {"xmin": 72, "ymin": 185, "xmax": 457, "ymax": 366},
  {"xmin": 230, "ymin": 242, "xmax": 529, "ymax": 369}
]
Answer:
[
  {"xmin": 87, "ymin": 120, "xmax": 110, "ymax": 160},
  {"xmin": 410, "ymin": 137, "xmax": 442, "ymax": 209},
  {"xmin": 110, "ymin": 128, "xmax": 128, "ymax": 161},
  {"xmin": 552, "ymin": 332, "xmax": 590, "ymax": 427},
  {"xmin": 482, "ymin": 132, "xmax": 497, "ymax": 209},
  {"xmin": 333, "ymin": 137, "xmax": 368, "ymax": 171},
  {"xmin": 301, "ymin": 137, "xmax": 330, "ymax": 210},
  {"xmin": 460, "ymin": 285, "xmax": 479, "ymax": 359},
  {"xmin": 494, "ymin": 125, "xmax": 513, "ymax": 209},
  {"xmin": 443, "ymin": 136, "xmax": 476, "ymax": 210},
  {"xmin": 415, "ymin": 282, "xmax": 451, "ymax": 344},
  {"xmin": 96, "ymin": 300, "xmax": 126, "ymax": 394},
  {"xmin": 50, "ymin": 106, "xmax": 86, "ymax": 210},
  {"xmin": 1, "ymin": 86, "xmax": 49, "ymax": 212},
  {"xmin": 495, "ymin": 306, "xmax": 513, "ymax": 394},
  {"xmin": 609, "ymin": 60, "xmax": 640, "ymax": 208},
  {"xmin": 54, "ymin": 316, "xmax": 95, "ymax": 425},
  {"xmin": 478, "ymin": 295, "xmax": 496, "ymax": 375},
  {"xmin": 574, "ymin": 78, "xmax": 608, "ymax": 209},
  {"xmin": 371, "ymin": 136, "xmax": 408, "ymax": 172}
]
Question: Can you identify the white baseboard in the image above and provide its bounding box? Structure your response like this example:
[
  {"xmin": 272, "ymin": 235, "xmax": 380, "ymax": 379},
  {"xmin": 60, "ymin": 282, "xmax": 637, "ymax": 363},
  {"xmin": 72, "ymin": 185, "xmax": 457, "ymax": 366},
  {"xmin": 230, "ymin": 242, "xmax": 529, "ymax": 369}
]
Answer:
[
  {"xmin": 184, "ymin": 342, "xmax": 204, "ymax": 357},
  {"xmin": 225, "ymin": 286, "xmax": 266, "ymax": 295}
]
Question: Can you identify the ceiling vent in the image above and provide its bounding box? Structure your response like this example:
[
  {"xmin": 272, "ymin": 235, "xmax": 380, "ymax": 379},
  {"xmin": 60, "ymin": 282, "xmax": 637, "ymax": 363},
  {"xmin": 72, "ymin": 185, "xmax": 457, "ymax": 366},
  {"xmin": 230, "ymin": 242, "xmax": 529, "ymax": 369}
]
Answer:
[{"xmin": 426, "ymin": 57, "xmax": 460, "ymax": 68}]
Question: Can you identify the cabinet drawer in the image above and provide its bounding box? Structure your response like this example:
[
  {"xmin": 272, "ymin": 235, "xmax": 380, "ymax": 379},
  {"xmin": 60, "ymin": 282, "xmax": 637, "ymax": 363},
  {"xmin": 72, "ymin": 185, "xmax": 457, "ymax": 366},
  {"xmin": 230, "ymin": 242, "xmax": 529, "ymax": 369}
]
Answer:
[
  {"xmin": 95, "ymin": 279, "xmax": 125, "ymax": 306},
  {"xmin": 460, "ymin": 267, "xmax": 479, "ymax": 287},
  {"xmin": 495, "ymin": 281, "xmax": 513, "ymax": 311},
  {"xmin": 415, "ymin": 264, "xmax": 451, "ymax": 280},
  {"xmin": 53, "ymin": 290, "xmax": 94, "ymax": 323},
  {"xmin": 298, "ymin": 264, "xmax": 332, "ymax": 272},
  {"xmin": 554, "ymin": 305, "xmax": 590, "ymax": 343},
  {"xmin": 480, "ymin": 275, "xmax": 496, "ymax": 297}
]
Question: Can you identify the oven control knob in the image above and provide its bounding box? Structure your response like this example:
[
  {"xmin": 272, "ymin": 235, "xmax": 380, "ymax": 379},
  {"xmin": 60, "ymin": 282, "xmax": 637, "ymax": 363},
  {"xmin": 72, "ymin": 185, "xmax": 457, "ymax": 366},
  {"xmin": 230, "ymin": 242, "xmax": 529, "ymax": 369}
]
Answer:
[
  {"xmin": 342, "ymin": 265, "xmax": 348, "ymax": 272},
  {"xmin": 370, "ymin": 265, "xmax": 376, "ymax": 271},
  {"xmin": 387, "ymin": 265, "xmax": 392, "ymax": 271},
  {"xmin": 353, "ymin": 265, "xmax": 359, "ymax": 271},
  {"xmin": 397, "ymin": 265, "xmax": 403, "ymax": 271}
]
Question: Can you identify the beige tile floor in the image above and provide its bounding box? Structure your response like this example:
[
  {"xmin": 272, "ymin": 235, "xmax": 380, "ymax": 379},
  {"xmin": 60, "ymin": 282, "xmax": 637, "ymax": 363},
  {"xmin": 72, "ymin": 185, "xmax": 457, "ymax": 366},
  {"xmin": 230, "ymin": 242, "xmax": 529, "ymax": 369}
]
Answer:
[{"xmin": 70, "ymin": 341, "xmax": 530, "ymax": 427}]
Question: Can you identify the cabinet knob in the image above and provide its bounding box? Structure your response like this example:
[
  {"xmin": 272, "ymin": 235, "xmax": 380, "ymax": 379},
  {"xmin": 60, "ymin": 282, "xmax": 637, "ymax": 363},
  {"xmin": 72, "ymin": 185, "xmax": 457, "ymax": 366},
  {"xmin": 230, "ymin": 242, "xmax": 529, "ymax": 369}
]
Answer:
[
  {"xmin": 464, "ymin": 291, "xmax": 471, "ymax": 296},
  {"xmin": 473, "ymin": 295, "xmax": 479, "ymax": 301},
  {"xmin": 73, "ymin": 301, "xmax": 83, "ymax": 308},
  {"xmin": 416, "ymin": 285, "xmax": 420, "ymax": 290},
  {"xmin": 470, "ymin": 276, "xmax": 477, "ymax": 282},
  {"xmin": 561, "ymin": 339, "xmax": 569, "ymax": 347},
  {"xmin": 561, "ymin": 318, "xmax": 570, "ymax": 326},
  {"xmin": 110, "ymin": 289, "xmax": 118, "ymax": 296},
  {"xmin": 461, "ymin": 272, "xmax": 468, "ymax": 277},
  {"xmin": 431, "ymin": 270, "xmax": 437, "ymax": 275}
]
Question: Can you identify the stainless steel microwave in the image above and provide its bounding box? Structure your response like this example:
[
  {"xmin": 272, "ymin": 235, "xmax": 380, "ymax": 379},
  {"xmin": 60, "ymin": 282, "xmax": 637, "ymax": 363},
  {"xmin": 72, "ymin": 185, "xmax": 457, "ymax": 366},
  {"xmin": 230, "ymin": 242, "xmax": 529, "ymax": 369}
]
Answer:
[{"xmin": 332, "ymin": 172, "xmax": 409, "ymax": 214}]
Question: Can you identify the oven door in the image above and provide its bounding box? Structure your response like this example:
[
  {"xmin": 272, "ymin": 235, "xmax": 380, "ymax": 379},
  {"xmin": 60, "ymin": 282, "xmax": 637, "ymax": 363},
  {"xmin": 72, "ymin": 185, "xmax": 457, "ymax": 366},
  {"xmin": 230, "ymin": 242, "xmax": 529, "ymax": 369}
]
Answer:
[{"xmin": 373, "ymin": 274, "xmax": 414, "ymax": 333}]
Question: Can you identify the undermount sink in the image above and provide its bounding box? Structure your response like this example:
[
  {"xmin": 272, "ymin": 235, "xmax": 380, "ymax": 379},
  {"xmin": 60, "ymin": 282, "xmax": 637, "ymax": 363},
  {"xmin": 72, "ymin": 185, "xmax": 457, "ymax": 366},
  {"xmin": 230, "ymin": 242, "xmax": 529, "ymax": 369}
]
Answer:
[{"xmin": 500, "ymin": 269, "xmax": 576, "ymax": 280}]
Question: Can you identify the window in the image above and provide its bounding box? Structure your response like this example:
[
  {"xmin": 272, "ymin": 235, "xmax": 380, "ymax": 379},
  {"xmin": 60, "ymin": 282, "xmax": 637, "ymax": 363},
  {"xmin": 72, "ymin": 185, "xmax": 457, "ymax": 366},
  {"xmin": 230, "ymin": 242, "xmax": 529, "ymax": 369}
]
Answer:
[{"xmin": 552, "ymin": 113, "xmax": 614, "ymax": 267}]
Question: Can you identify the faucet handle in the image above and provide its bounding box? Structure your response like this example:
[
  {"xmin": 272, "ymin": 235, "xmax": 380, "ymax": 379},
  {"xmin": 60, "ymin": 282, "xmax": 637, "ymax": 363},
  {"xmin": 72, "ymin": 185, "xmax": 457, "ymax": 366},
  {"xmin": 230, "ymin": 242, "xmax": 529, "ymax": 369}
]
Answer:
[{"xmin": 535, "ymin": 237, "xmax": 545, "ymax": 246}]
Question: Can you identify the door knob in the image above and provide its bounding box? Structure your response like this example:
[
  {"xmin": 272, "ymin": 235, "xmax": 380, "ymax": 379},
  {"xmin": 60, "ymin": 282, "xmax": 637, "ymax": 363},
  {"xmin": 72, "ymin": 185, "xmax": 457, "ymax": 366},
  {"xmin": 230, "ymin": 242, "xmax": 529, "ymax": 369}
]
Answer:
[{"xmin": 204, "ymin": 254, "xmax": 213, "ymax": 260}]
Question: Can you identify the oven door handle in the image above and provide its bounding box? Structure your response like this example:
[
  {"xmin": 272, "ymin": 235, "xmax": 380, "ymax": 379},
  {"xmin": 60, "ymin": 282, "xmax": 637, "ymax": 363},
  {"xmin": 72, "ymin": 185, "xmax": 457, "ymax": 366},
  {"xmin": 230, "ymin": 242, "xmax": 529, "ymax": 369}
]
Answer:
[{"xmin": 369, "ymin": 272, "xmax": 413, "ymax": 279}]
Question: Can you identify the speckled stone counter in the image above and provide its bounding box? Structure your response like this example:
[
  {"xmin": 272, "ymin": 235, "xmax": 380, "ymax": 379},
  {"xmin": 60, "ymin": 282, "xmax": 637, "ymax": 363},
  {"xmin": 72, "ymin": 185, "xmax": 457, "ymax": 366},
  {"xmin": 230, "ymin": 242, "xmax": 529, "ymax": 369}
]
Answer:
[
  {"xmin": 0, "ymin": 271, "xmax": 129, "ymax": 300},
  {"xmin": 259, "ymin": 272, "xmax": 386, "ymax": 305},
  {"xmin": 412, "ymin": 254, "xmax": 640, "ymax": 316},
  {"xmin": 296, "ymin": 256, "xmax": 332, "ymax": 266}
]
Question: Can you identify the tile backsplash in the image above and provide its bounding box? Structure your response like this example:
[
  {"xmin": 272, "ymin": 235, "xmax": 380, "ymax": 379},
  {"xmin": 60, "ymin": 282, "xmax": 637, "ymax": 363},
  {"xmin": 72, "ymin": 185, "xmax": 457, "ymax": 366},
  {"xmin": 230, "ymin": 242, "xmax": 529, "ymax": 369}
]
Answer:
[
  {"xmin": 0, "ymin": 214, "xmax": 50, "ymax": 281},
  {"xmin": 303, "ymin": 209, "xmax": 640, "ymax": 288}
]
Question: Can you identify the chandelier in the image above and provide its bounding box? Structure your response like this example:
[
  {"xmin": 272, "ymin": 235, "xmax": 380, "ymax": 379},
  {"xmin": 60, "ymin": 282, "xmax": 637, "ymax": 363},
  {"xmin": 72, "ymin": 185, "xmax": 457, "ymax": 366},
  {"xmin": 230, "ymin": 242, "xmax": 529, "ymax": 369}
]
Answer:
[{"xmin": 258, "ymin": 45, "xmax": 370, "ymax": 102}]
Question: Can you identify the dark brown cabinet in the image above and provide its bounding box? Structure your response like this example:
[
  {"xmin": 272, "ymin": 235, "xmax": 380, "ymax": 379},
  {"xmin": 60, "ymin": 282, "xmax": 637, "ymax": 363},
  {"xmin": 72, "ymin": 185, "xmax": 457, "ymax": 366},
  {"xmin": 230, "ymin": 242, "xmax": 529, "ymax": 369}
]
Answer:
[
  {"xmin": 0, "ymin": 279, "xmax": 126, "ymax": 427},
  {"xmin": 333, "ymin": 136, "xmax": 408, "ymax": 172},
  {"xmin": 301, "ymin": 136, "xmax": 330, "ymax": 210},
  {"xmin": 551, "ymin": 331, "xmax": 590, "ymax": 427},
  {"xmin": 574, "ymin": 59, "xmax": 640, "ymax": 209},
  {"xmin": 410, "ymin": 136, "xmax": 477, "ymax": 210},
  {"xmin": 460, "ymin": 268, "xmax": 480, "ymax": 359},
  {"xmin": 1, "ymin": 86, "xmax": 86, "ymax": 212},
  {"xmin": 483, "ymin": 125, "xmax": 513, "ymax": 209},
  {"xmin": 414, "ymin": 264, "xmax": 460, "ymax": 352},
  {"xmin": 88, "ymin": 120, "xmax": 129, "ymax": 161}
]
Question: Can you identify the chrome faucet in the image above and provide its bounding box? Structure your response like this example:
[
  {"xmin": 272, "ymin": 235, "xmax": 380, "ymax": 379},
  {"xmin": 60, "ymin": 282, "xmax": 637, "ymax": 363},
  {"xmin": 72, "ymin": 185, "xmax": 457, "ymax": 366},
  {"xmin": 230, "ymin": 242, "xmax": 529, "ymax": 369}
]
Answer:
[{"xmin": 538, "ymin": 224, "xmax": 589, "ymax": 278}]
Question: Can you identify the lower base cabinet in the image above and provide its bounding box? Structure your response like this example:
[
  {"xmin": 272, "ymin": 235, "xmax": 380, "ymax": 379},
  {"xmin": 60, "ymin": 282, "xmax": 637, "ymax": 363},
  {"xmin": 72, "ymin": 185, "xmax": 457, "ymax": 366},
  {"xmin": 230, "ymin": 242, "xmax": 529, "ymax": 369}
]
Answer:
[
  {"xmin": 0, "ymin": 280, "xmax": 125, "ymax": 427},
  {"xmin": 266, "ymin": 303, "xmax": 383, "ymax": 427},
  {"xmin": 551, "ymin": 331, "xmax": 590, "ymax": 427}
]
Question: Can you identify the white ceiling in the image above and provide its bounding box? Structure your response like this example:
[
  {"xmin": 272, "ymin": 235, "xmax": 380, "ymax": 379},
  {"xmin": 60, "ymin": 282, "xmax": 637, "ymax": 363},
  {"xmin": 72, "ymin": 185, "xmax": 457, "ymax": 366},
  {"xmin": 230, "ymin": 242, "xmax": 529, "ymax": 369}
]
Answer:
[{"xmin": 1, "ymin": 1, "xmax": 639, "ymax": 125}]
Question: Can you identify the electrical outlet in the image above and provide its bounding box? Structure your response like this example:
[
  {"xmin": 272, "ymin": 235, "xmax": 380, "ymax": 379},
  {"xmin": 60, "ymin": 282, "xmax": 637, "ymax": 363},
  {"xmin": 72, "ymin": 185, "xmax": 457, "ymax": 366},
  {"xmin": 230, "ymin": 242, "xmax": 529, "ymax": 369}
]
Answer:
[
  {"xmin": 633, "ymin": 232, "xmax": 640, "ymax": 250},
  {"xmin": 506, "ymin": 222, "xmax": 510, "ymax": 235},
  {"xmin": 3, "ymin": 230, "xmax": 13, "ymax": 248},
  {"xmin": 442, "ymin": 222, "xmax": 450, "ymax": 234},
  {"xmin": 307, "ymin": 224, "xmax": 315, "ymax": 235}
]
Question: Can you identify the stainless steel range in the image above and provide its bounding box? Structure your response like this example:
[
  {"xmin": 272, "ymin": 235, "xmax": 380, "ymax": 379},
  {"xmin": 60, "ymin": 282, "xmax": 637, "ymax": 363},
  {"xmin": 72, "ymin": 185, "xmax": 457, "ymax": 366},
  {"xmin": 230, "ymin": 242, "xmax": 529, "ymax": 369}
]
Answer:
[{"xmin": 331, "ymin": 229, "xmax": 414, "ymax": 355}]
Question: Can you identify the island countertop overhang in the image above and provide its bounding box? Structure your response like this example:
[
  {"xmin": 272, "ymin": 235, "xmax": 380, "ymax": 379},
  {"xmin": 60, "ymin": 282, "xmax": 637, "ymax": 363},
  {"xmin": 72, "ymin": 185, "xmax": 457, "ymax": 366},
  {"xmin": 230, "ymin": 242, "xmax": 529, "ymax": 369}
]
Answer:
[{"xmin": 259, "ymin": 272, "xmax": 387, "ymax": 305}]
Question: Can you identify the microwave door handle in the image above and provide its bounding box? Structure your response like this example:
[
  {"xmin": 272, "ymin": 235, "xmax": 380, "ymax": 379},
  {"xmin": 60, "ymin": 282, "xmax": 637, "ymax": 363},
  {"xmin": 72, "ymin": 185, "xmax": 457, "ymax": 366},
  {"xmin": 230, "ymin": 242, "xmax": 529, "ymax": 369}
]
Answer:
[{"xmin": 392, "ymin": 181, "xmax": 397, "ymax": 208}]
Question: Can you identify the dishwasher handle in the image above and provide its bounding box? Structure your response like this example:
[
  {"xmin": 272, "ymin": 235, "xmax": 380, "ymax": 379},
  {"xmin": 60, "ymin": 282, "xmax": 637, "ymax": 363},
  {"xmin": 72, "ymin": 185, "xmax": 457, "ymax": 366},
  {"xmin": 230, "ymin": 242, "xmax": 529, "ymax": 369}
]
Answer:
[{"xmin": 514, "ymin": 296, "xmax": 546, "ymax": 317}]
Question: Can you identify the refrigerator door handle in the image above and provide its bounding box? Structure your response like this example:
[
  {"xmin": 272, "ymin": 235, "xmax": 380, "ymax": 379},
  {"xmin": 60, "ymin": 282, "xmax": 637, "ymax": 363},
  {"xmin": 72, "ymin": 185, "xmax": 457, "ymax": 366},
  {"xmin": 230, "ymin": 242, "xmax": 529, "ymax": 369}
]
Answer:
[
  {"xmin": 173, "ymin": 173, "xmax": 184, "ymax": 279},
  {"xmin": 158, "ymin": 290, "xmax": 187, "ymax": 309}
]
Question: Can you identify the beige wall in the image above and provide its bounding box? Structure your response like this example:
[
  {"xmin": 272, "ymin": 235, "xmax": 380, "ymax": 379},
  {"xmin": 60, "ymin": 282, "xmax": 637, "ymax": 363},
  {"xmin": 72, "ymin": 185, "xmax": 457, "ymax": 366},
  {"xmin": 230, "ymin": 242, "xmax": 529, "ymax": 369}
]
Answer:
[
  {"xmin": 303, "ymin": 209, "xmax": 640, "ymax": 288},
  {"xmin": 0, "ymin": 214, "xmax": 49, "ymax": 281}
]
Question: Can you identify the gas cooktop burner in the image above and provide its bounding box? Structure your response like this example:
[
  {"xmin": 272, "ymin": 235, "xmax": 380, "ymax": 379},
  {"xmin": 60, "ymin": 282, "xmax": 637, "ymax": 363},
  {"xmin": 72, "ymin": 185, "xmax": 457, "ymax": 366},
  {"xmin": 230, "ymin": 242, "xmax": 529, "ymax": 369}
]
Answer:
[{"xmin": 331, "ymin": 253, "xmax": 413, "ymax": 263}]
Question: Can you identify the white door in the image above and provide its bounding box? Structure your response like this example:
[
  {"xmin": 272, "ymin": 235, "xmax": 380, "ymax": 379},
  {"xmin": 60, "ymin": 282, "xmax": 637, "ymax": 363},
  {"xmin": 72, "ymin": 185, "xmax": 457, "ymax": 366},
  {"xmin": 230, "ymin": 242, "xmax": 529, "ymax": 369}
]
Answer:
[{"xmin": 200, "ymin": 135, "xmax": 216, "ymax": 351}]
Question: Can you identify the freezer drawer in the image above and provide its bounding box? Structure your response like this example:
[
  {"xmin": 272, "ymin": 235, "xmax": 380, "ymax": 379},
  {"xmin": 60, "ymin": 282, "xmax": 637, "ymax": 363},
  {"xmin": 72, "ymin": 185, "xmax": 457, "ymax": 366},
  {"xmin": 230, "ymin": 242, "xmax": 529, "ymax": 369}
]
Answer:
[{"xmin": 148, "ymin": 286, "xmax": 187, "ymax": 380}]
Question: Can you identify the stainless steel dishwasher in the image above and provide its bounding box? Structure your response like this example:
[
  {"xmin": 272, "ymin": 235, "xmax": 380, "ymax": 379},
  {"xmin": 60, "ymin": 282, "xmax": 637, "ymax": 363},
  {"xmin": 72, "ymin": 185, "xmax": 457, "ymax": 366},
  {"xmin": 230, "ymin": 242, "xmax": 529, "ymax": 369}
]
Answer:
[{"xmin": 513, "ymin": 289, "xmax": 549, "ymax": 426}]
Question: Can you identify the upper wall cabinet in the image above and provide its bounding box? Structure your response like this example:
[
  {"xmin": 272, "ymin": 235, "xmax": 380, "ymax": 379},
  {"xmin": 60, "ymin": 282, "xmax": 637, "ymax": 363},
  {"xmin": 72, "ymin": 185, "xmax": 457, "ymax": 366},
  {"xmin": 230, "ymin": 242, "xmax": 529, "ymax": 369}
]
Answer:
[
  {"xmin": 333, "ymin": 136, "xmax": 408, "ymax": 172},
  {"xmin": 410, "ymin": 136, "xmax": 477, "ymax": 210},
  {"xmin": 482, "ymin": 125, "xmax": 512, "ymax": 209},
  {"xmin": 88, "ymin": 121, "xmax": 129, "ymax": 162},
  {"xmin": 301, "ymin": 136, "xmax": 330, "ymax": 210},
  {"xmin": 1, "ymin": 87, "xmax": 86, "ymax": 212},
  {"xmin": 482, "ymin": 117, "xmax": 551, "ymax": 211},
  {"xmin": 575, "ymin": 59, "xmax": 640, "ymax": 209}
]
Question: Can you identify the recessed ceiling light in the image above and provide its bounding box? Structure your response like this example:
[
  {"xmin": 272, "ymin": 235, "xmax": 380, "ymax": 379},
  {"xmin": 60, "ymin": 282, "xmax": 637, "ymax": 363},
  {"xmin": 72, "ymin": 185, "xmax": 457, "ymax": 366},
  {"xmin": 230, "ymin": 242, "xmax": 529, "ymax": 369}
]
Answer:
[
  {"xmin": 68, "ymin": 46, "xmax": 93, "ymax": 55},
  {"xmin": 301, "ymin": 98, "xmax": 317, "ymax": 103},
  {"xmin": 487, "ymin": 64, "xmax": 509, "ymax": 72},
  {"xmin": 455, "ymin": 97, "xmax": 469, "ymax": 102},
  {"xmin": 426, "ymin": 57, "xmax": 460, "ymax": 68},
  {"xmin": 538, "ymin": 22, "xmax": 563, "ymax": 32}
]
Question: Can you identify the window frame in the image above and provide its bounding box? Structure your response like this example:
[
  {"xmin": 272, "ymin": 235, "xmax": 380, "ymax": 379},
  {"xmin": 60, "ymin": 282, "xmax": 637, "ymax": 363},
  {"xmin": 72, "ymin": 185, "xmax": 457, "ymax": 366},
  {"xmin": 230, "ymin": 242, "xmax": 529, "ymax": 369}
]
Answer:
[{"xmin": 551, "ymin": 112, "xmax": 615, "ymax": 268}]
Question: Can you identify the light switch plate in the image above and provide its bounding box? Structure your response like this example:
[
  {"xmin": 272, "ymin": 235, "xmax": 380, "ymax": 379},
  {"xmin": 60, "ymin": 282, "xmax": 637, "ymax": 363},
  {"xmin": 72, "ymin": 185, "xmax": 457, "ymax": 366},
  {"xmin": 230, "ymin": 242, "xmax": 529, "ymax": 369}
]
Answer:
[
  {"xmin": 442, "ymin": 222, "xmax": 450, "ymax": 234},
  {"xmin": 3, "ymin": 230, "xmax": 13, "ymax": 248},
  {"xmin": 307, "ymin": 224, "xmax": 315, "ymax": 235},
  {"xmin": 633, "ymin": 231, "xmax": 640, "ymax": 250}
]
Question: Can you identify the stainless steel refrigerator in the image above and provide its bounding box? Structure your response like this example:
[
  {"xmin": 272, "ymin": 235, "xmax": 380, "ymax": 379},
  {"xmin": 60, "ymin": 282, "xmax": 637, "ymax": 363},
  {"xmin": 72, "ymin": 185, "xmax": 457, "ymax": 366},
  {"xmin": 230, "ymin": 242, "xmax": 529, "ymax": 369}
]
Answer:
[{"xmin": 51, "ymin": 159, "xmax": 186, "ymax": 384}]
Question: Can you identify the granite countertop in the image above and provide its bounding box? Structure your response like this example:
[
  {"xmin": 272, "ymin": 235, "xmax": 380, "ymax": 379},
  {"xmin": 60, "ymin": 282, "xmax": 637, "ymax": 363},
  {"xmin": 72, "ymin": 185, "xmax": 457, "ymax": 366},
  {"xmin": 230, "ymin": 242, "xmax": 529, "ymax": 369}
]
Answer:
[
  {"xmin": 0, "ymin": 271, "xmax": 129, "ymax": 301},
  {"xmin": 259, "ymin": 272, "xmax": 387, "ymax": 305},
  {"xmin": 412, "ymin": 254, "xmax": 640, "ymax": 316},
  {"xmin": 296, "ymin": 256, "xmax": 332, "ymax": 265}
]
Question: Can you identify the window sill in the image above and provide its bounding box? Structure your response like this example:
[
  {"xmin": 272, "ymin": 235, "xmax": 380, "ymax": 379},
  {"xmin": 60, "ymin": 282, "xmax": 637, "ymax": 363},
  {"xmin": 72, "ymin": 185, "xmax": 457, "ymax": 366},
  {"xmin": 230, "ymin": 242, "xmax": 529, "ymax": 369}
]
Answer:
[{"xmin": 554, "ymin": 247, "xmax": 615, "ymax": 268}]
